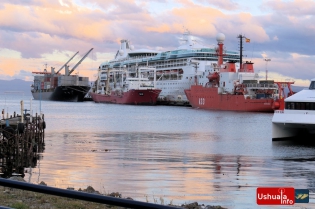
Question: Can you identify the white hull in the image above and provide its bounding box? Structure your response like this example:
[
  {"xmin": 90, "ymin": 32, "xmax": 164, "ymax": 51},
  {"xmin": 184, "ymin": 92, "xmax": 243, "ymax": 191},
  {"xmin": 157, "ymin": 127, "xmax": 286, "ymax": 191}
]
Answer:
[
  {"xmin": 155, "ymin": 72, "xmax": 201, "ymax": 105},
  {"xmin": 272, "ymin": 110, "xmax": 315, "ymax": 140}
]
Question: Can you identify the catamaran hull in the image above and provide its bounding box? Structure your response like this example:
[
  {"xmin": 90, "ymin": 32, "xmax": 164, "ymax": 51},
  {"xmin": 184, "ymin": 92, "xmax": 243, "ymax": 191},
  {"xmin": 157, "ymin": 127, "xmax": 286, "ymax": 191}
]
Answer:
[
  {"xmin": 90, "ymin": 89, "xmax": 161, "ymax": 105},
  {"xmin": 32, "ymin": 86, "xmax": 90, "ymax": 102},
  {"xmin": 185, "ymin": 85, "xmax": 276, "ymax": 112},
  {"xmin": 272, "ymin": 110, "xmax": 315, "ymax": 140}
]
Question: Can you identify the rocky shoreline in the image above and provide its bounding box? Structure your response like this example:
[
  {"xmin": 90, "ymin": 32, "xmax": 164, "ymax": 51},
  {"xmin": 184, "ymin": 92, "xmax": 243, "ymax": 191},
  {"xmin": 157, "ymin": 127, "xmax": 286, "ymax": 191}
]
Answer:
[{"xmin": 0, "ymin": 177, "xmax": 227, "ymax": 209}]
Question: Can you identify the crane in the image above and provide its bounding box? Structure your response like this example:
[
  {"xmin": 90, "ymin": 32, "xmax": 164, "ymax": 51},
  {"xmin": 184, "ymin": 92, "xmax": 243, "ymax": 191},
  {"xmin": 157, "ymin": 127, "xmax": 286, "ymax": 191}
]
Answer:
[
  {"xmin": 68, "ymin": 48, "xmax": 94, "ymax": 76},
  {"xmin": 55, "ymin": 51, "xmax": 79, "ymax": 74}
]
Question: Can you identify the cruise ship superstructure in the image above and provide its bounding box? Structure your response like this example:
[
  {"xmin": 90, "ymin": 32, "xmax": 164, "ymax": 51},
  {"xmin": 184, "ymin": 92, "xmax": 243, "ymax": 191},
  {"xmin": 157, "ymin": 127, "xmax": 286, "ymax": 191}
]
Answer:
[{"xmin": 99, "ymin": 31, "xmax": 240, "ymax": 105}]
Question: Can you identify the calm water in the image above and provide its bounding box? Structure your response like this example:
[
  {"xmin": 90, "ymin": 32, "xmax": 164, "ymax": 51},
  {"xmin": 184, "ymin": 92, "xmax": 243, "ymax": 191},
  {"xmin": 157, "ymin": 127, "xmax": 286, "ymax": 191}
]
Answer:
[{"xmin": 1, "ymin": 94, "xmax": 314, "ymax": 209}]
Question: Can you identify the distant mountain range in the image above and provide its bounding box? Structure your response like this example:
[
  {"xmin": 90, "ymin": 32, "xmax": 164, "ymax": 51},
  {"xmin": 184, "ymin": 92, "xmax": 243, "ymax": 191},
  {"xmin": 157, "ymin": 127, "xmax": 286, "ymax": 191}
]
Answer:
[
  {"xmin": 0, "ymin": 79, "xmax": 308, "ymax": 97},
  {"xmin": 0, "ymin": 79, "xmax": 32, "ymax": 96},
  {"xmin": 290, "ymin": 85, "xmax": 307, "ymax": 93}
]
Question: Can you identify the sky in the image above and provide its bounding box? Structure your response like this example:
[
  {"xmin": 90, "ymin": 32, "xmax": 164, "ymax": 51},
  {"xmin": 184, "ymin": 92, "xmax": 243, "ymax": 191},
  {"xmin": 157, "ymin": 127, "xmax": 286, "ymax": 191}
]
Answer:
[{"xmin": 0, "ymin": 0, "xmax": 314, "ymax": 86}]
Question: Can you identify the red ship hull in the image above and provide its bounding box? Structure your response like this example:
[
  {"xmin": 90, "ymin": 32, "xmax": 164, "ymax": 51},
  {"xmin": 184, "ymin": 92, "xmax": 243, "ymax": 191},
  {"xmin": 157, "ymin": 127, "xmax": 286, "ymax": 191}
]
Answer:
[
  {"xmin": 185, "ymin": 85, "xmax": 276, "ymax": 112},
  {"xmin": 90, "ymin": 89, "xmax": 161, "ymax": 105}
]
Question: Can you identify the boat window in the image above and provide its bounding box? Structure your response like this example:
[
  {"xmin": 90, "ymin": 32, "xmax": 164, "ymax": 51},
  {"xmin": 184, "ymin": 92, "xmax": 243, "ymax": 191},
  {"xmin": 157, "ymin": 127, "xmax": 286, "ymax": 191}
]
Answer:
[
  {"xmin": 285, "ymin": 102, "xmax": 315, "ymax": 110},
  {"xmin": 306, "ymin": 103, "xmax": 310, "ymax": 110},
  {"xmin": 309, "ymin": 81, "xmax": 315, "ymax": 89},
  {"xmin": 285, "ymin": 102, "xmax": 293, "ymax": 110}
]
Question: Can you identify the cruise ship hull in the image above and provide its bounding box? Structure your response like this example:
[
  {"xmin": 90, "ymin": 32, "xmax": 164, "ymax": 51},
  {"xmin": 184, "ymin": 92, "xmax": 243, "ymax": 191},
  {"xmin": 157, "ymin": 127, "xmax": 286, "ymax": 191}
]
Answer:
[
  {"xmin": 90, "ymin": 89, "xmax": 162, "ymax": 105},
  {"xmin": 185, "ymin": 85, "xmax": 276, "ymax": 112},
  {"xmin": 32, "ymin": 86, "xmax": 90, "ymax": 102}
]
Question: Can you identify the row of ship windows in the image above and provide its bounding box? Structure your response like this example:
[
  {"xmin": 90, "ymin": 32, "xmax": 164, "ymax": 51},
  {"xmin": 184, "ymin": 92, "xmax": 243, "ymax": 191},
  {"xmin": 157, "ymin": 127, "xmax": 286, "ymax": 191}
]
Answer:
[
  {"xmin": 285, "ymin": 102, "xmax": 315, "ymax": 110},
  {"xmin": 157, "ymin": 82, "xmax": 193, "ymax": 85},
  {"xmin": 105, "ymin": 57, "xmax": 238, "ymax": 69},
  {"xmin": 160, "ymin": 87, "xmax": 186, "ymax": 89},
  {"xmin": 162, "ymin": 92, "xmax": 186, "ymax": 95}
]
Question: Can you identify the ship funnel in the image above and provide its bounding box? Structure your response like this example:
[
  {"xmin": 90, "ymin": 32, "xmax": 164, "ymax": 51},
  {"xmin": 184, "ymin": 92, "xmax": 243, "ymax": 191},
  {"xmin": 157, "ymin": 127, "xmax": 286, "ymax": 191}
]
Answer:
[
  {"xmin": 241, "ymin": 61, "xmax": 254, "ymax": 73},
  {"xmin": 120, "ymin": 40, "xmax": 128, "ymax": 50}
]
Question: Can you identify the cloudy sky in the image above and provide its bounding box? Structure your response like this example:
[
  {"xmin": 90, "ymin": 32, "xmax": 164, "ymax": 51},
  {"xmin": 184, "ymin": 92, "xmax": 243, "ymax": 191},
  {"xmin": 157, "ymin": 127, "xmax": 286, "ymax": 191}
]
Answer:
[{"xmin": 0, "ymin": 0, "xmax": 314, "ymax": 86}]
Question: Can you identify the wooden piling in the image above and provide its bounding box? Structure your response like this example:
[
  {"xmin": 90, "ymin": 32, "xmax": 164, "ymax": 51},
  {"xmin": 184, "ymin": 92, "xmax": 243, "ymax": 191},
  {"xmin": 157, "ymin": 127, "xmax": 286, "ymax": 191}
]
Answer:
[{"xmin": 0, "ymin": 109, "xmax": 45, "ymax": 178}]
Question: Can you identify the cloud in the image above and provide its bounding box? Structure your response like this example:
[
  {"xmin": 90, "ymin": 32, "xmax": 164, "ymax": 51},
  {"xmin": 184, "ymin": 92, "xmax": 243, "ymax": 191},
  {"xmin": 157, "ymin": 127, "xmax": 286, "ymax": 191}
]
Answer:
[
  {"xmin": 258, "ymin": 71, "xmax": 309, "ymax": 86},
  {"xmin": 196, "ymin": 0, "xmax": 239, "ymax": 11},
  {"xmin": 0, "ymin": 0, "xmax": 314, "ymax": 85},
  {"xmin": 262, "ymin": 0, "xmax": 315, "ymax": 16}
]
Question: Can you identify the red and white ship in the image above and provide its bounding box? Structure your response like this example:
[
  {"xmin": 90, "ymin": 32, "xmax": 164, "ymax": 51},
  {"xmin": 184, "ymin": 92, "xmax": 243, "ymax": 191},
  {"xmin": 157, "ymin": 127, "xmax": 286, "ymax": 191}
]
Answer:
[
  {"xmin": 90, "ymin": 67, "xmax": 161, "ymax": 105},
  {"xmin": 184, "ymin": 34, "xmax": 294, "ymax": 112}
]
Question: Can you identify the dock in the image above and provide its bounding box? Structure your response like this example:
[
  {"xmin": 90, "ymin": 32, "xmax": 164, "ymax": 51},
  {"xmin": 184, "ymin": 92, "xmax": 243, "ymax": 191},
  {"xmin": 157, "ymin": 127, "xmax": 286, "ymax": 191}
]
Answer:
[{"xmin": 0, "ymin": 100, "xmax": 45, "ymax": 178}]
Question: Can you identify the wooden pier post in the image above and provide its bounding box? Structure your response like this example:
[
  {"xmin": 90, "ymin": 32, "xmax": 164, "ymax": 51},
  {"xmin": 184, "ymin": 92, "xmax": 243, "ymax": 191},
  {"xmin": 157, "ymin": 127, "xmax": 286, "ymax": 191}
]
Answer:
[{"xmin": 0, "ymin": 107, "xmax": 45, "ymax": 178}]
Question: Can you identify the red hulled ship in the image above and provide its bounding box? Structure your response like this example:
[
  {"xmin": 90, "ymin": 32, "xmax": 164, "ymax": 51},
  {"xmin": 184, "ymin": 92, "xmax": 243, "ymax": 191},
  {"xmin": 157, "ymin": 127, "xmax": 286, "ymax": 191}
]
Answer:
[
  {"xmin": 184, "ymin": 34, "xmax": 294, "ymax": 112},
  {"xmin": 90, "ymin": 67, "xmax": 161, "ymax": 105}
]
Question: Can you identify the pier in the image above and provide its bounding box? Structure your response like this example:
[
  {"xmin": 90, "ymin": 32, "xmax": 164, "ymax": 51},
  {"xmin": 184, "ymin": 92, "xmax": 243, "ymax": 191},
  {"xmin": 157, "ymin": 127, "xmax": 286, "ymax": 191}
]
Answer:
[{"xmin": 0, "ymin": 101, "xmax": 45, "ymax": 178}]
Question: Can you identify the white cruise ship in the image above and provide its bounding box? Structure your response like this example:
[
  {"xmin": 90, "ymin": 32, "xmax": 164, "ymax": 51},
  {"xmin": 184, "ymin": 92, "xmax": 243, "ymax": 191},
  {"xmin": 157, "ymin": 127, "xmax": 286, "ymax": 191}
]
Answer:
[
  {"xmin": 272, "ymin": 79, "xmax": 315, "ymax": 140},
  {"xmin": 99, "ymin": 31, "xmax": 240, "ymax": 105}
]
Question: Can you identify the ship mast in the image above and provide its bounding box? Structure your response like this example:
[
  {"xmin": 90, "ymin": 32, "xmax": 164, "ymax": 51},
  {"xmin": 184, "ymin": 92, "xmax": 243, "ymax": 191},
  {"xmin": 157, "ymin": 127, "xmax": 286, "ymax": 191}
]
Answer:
[{"xmin": 237, "ymin": 34, "xmax": 244, "ymax": 69}]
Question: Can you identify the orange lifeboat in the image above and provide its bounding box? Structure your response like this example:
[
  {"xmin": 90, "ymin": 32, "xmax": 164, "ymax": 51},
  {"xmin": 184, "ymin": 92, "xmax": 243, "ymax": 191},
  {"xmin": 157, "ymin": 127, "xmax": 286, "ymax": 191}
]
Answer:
[{"xmin": 207, "ymin": 72, "xmax": 219, "ymax": 82}]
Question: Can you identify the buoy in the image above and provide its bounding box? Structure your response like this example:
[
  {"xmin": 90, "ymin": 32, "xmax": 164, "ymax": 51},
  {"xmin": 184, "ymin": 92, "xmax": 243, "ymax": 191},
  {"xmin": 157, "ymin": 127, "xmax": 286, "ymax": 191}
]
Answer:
[{"xmin": 273, "ymin": 101, "xmax": 280, "ymax": 110}]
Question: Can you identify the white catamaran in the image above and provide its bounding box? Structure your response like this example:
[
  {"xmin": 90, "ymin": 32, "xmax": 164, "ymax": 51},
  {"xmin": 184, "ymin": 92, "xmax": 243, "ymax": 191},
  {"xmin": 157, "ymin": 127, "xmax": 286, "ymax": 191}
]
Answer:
[{"xmin": 272, "ymin": 79, "xmax": 315, "ymax": 140}]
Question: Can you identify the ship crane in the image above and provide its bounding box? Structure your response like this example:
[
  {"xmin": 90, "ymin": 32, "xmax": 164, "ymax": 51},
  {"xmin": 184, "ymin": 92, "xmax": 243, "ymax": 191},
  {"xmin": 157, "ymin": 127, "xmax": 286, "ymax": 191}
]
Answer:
[
  {"xmin": 55, "ymin": 51, "xmax": 79, "ymax": 75},
  {"xmin": 68, "ymin": 48, "xmax": 94, "ymax": 76}
]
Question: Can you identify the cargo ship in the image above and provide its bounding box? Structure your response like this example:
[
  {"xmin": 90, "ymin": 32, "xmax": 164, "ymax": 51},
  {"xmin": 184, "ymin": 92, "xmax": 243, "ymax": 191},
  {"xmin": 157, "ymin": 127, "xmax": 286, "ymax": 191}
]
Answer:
[
  {"xmin": 31, "ymin": 49, "xmax": 93, "ymax": 102},
  {"xmin": 90, "ymin": 67, "xmax": 161, "ymax": 105},
  {"xmin": 184, "ymin": 34, "xmax": 294, "ymax": 112},
  {"xmin": 98, "ymin": 30, "xmax": 240, "ymax": 105},
  {"xmin": 272, "ymin": 79, "xmax": 315, "ymax": 140}
]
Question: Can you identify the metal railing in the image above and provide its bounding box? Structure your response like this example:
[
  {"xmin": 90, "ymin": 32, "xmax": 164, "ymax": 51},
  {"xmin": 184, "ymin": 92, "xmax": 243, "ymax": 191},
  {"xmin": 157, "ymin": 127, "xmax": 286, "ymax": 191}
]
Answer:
[{"xmin": 0, "ymin": 178, "xmax": 182, "ymax": 209}]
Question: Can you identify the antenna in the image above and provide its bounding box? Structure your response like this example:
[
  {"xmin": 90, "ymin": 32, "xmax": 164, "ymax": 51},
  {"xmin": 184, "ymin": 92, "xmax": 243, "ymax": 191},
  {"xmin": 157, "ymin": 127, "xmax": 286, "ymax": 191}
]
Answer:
[
  {"xmin": 43, "ymin": 63, "xmax": 47, "ymax": 72},
  {"xmin": 264, "ymin": 58, "xmax": 271, "ymax": 80}
]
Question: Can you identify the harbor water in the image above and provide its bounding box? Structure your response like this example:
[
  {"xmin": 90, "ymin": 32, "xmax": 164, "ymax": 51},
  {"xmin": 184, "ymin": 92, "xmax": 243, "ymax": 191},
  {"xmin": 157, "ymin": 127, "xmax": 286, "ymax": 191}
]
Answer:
[{"xmin": 1, "ymin": 94, "xmax": 314, "ymax": 209}]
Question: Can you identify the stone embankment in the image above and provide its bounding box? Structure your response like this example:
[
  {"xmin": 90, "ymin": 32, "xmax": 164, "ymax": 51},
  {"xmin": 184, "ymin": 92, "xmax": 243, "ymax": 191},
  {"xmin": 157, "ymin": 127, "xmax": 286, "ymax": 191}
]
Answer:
[{"xmin": 0, "ymin": 176, "xmax": 227, "ymax": 209}]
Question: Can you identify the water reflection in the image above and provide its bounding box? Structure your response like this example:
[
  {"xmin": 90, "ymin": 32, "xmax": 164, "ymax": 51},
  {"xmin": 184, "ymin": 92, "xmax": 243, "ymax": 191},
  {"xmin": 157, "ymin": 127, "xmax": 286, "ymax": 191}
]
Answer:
[
  {"xmin": 2, "ymin": 96, "xmax": 315, "ymax": 208},
  {"xmin": 0, "ymin": 143, "xmax": 44, "ymax": 178},
  {"xmin": 16, "ymin": 132, "xmax": 311, "ymax": 208}
]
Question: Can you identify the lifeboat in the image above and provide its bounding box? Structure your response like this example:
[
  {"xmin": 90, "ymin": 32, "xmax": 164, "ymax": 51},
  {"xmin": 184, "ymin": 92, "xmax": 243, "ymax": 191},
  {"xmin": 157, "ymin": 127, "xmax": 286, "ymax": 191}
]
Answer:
[{"xmin": 207, "ymin": 72, "xmax": 219, "ymax": 82}]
